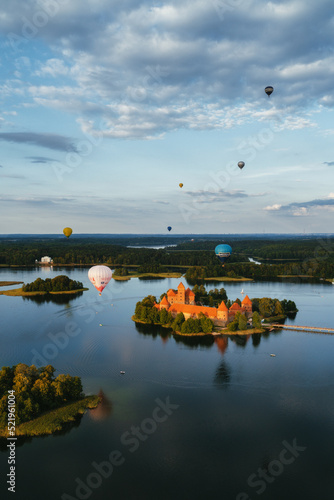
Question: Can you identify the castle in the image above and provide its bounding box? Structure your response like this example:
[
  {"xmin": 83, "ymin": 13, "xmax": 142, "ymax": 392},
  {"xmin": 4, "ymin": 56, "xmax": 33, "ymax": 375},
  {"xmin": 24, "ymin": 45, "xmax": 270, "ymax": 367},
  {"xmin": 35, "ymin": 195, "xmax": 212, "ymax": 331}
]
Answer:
[{"xmin": 154, "ymin": 282, "xmax": 252, "ymax": 327}]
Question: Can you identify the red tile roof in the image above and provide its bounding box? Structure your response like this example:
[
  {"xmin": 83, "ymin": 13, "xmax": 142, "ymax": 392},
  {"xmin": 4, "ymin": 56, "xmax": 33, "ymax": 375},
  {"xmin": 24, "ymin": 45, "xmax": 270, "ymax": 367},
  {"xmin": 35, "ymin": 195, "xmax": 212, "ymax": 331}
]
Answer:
[
  {"xmin": 169, "ymin": 303, "xmax": 218, "ymax": 318},
  {"xmin": 242, "ymin": 295, "xmax": 252, "ymax": 305},
  {"xmin": 229, "ymin": 302, "xmax": 242, "ymax": 311},
  {"xmin": 167, "ymin": 289, "xmax": 176, "ymax": 296},
  {"xmin": 160, "ymin": 296, "xmax": 169, "ymax": 306},
  {"xmin": 218, "ymin": 301, "xmax": 228, "ymax": 311}
]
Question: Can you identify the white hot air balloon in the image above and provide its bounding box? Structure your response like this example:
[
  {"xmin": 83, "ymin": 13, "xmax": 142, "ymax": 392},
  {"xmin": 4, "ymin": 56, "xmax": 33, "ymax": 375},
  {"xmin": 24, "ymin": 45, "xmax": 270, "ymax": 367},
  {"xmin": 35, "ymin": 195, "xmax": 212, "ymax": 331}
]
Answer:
[{"xmin": 88, "ymin": 265, "xmax": 112, "ymax": 295}]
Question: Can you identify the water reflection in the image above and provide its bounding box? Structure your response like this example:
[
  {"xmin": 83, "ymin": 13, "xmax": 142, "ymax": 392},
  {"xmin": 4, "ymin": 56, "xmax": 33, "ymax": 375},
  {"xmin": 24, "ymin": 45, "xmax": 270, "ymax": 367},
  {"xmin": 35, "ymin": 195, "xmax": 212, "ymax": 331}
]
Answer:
[
  {"xmin": 173, "ymin": 333, "xmax": 215, "ymax": 349},
  {"xmin": 89, "ymin": 390, "xmax": 113, "ymax": 421},
  {"xmin": 252, "ymin": 333, "xmax": 261, "ymax": 347},
  {"xmin": 215, "ymin": 336, "xmax": 228, "ymax": 355},
  {"xmin": 214, "ymin": 360, "xmax": 231, "ymax": 388},
  {"xmin": 22, "ymin": 291, "xmax": 83, "ymax": 305},
  {"xmin": 134, "ymin": 322, "xmax": 171, "ymax": 343}
]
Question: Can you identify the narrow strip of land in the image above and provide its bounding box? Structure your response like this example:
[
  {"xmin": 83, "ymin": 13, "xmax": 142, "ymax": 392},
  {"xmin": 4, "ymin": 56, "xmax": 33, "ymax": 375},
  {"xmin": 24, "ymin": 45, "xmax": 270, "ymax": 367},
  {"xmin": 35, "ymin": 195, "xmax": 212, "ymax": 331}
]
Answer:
[{"xmin": 271, "ymin": 324, "xmax": 334, "ymax": 334}]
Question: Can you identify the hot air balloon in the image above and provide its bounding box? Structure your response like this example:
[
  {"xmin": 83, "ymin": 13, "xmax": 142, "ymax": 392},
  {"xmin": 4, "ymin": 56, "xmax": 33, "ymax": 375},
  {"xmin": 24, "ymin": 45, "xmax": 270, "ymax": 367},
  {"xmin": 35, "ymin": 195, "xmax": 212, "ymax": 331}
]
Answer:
[
  {"xmin": 265, "ymin": 86, "xmax": 274, "ymax": 97},
  {"xmin": 63, "ymin": 227, "xmax": 72, "ymax": 238},
  {"xmin": 215, "ymin": 244, "xmax": 232, "ymax": 266},
  {"xmin": 167, "ymin": 226, "xmax": 172, "ymax": 232},
  {"xmin": 88, "ymin": 265, "xmax": 112, "ymax": 295},
  {"xmin": 238, "ymin": 161, "xmax": 245, "ymax": 169},
  {"xmin": 179, "ymin": 183, "xmax": 183, "ymax": 188}
]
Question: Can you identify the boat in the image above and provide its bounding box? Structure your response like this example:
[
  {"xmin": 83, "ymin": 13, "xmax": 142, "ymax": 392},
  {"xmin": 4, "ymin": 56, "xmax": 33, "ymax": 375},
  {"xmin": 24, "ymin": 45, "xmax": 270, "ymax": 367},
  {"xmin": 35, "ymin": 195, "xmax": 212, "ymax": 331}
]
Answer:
[
  {"xmin": 270, "ymin": 354, "xmax": 276, "ymax": 357},
  {"xmin": 241, "ymin": 289, "xmax": 244, "ymax": 294},
  {"xmin": 120, "ymin": 371, "xmax": 125, "ymax": 374}
]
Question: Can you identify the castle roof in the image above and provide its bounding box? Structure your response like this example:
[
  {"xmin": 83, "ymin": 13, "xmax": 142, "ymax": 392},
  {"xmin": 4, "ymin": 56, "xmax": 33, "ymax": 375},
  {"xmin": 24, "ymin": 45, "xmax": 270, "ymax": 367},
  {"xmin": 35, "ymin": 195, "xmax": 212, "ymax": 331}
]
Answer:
[
  {"xmin": 178, "ymin": 282, "xmax": 185, "ymax": 290},
  {"xmin": 160, "ymin": 296, "xmax": 170, "ymax": 307},
  {"xmin": 242, "ymin": 295, "xmax": 252, "ymax": 305},
  {"xmin": 229, "ymin": 302, "xmax": 242, "ymax": 311},
  {"xmin": 169, "ymin": 303, "xmax": 217, "ymax": 318},
  {"xmin": 185, "ymin": 287, "xmax": 195, "ymax": 297},
  {"xmin": 167, "ymin": 289, "xmax": 176, "ymax": 296},
  {"xmin": 218, "ymin": 301, "xmax": 228, "ymax": 311}
]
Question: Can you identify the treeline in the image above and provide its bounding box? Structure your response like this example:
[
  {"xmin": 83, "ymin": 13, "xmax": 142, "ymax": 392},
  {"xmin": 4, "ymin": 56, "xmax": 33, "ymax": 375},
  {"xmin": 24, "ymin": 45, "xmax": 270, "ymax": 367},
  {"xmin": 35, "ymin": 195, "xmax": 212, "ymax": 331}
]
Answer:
[
  {"xmin": 133, "ymin": 295, "xmax": 214, "ymax": 334},
  {"xmin": 251, "ymin": 297, "xmax": 298, "ymax": 318},
  {"xmin": 177, "ymin": 236, "xmax": 334, "ymax": 262},
  {"xmin": 0, "ymin": 364, "xmax": 83, "ymax": 426},
  {"xmin": 1, "ymin": 237, "xmax": 334, "ymax": 279},
  {"xmin": 186, "ymin": 260, "xmax": 334, "ymax": 280},
  {"xmin": 22, "ymin": 275, "xmax": 84, "ymax": 292},
  {"xmin": 191, "ymin": 284, "xmax": 227, "ymax": 307}
]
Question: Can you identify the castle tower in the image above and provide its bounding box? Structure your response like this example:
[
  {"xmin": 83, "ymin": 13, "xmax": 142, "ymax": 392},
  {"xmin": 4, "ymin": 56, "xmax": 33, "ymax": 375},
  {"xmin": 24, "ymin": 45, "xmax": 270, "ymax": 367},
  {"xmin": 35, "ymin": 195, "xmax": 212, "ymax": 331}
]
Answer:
[
  {"xmin": 177, "ymin": 282, "xmax": 186, "ymax": 304},
  {"xmin": 241, "ymin": 295, "xmax": 252, "ymax": 316},
  {"xmin": 160, "ymin": 296, "xmax": 170, "ymax": 310},
  {"xmin": 217, "ymin": 301, "xmax": 228, "ymax": 322}
]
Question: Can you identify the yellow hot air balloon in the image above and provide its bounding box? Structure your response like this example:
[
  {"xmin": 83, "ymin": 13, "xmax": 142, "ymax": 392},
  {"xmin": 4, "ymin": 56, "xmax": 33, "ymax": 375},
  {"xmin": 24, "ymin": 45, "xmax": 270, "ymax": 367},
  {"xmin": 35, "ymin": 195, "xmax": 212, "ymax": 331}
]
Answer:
[
  {"xmin": 179, "ymin": 183, "xmax": 183, "ymax": 188},
  {"xmin": 63, "ymin": 227, "xmax": 73, "ymax": 238}
]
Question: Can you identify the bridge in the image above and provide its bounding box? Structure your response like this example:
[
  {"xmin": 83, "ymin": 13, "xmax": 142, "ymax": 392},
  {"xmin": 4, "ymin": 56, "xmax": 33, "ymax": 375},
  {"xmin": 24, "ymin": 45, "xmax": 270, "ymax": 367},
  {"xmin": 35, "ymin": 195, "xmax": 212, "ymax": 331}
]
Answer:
[{"xmin": 270, "ymin": 324, "xmax": 334, "ymax": 334}]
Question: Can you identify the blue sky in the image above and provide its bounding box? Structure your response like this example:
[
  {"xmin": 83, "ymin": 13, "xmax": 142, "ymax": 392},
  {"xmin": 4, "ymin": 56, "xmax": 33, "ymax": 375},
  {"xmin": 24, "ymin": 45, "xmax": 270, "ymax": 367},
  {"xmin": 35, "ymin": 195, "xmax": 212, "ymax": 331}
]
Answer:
[{"xmin": 0, "ymin": 0, "xmax": 334, "ymax": 234}]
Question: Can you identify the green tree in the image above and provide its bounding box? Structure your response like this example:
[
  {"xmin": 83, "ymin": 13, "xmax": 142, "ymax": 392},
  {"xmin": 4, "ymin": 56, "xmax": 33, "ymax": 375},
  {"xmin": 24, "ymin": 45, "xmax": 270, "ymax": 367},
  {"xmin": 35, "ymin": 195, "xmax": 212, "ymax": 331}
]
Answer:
[
  {"xmin": 238, "ymin": 313, "xmax": 248, "ymax": 331},
  {"xmin": 171, "ymin": 312, "xmax": 185, "ymax": 332},
  {"xmin": 252, "ymin": 311, "xmax": 262, "ymax": 328}
]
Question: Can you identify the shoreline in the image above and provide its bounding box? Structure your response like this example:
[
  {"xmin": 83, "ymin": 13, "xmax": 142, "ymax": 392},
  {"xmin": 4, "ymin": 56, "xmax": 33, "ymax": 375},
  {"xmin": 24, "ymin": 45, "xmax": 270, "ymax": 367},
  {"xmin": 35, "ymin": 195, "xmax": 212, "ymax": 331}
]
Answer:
[
  {"xmin": 0, "ymin": 395, "xmax": 100, "ymax": 438},
  {"xmin": 0, "ymin": 287, "xmax": 88, "ymax": 296},
  {"xmin": 132, "ymin": 316, "xmax": 265, "ymax": 336}
]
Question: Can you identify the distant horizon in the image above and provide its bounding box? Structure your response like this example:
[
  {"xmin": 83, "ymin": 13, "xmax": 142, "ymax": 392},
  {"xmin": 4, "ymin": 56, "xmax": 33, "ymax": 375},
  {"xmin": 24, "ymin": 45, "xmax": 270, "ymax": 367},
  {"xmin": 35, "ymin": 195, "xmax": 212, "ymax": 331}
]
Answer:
[{"xmin": 1, "ymin": 232, "xmax": 334, "ymax": 238}]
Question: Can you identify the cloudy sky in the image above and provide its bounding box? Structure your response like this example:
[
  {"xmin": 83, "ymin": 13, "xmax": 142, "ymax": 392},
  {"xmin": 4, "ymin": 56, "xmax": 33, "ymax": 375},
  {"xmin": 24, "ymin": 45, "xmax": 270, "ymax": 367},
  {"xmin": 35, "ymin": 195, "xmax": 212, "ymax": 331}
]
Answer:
[{"xmin": 0, "ymin": 0, "xmax": 334, "ymax": 234}]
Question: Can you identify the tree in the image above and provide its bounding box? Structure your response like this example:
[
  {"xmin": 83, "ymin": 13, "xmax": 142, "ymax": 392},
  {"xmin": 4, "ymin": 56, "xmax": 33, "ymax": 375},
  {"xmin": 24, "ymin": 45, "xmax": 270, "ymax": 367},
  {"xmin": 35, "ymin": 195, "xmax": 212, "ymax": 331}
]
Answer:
[
  {"xmin": 171, "ymin": 312, "xmax": 185, "ymax": 332},
  {"xmin": 252, "ymin": 311, "xmax": 262, "ymax": 328},
  {"xmin": 238, "ymin": 313, "xmax": 248, "ymax": 331}
]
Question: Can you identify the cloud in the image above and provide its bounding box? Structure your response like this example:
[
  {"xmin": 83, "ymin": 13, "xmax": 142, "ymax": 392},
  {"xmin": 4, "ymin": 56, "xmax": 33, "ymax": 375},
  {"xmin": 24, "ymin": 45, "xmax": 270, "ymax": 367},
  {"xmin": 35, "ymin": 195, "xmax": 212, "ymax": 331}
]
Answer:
[
  {"xmin": 152, "ymin": 200, "xmax": 170, "ymax": 205},
  {"xmin": 264, "ymin": 195, "xmax": 334, "ymax": 216},
  {"xmin": 264, "ymin": 204, "xmax": 282, "ymax": 211},
  {"xmin": 323, "ymin": 161, "xmax": 334, "ymax": 166},
  {"xmin": 0, "ymin": 133, "xmax": 78, "ymax": 152},
  {"xmin": 25, "ymin": 156, "xmax": 60, "ymax": 164},
  {"xmin": 1, "ymin": 1, "xmax": 332, "ymax": 139}
]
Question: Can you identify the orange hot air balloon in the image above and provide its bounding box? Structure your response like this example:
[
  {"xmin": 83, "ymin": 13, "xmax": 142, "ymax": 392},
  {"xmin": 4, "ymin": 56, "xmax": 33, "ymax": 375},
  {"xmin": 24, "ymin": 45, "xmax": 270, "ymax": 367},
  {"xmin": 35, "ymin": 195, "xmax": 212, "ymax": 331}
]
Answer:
[
  {"xmin": 179, "ymin": 183, "xmax": 183, "ymax": 188},
  {"xmin": 63, "ymin": 227, "xmax": 73, "ymax": 238}
]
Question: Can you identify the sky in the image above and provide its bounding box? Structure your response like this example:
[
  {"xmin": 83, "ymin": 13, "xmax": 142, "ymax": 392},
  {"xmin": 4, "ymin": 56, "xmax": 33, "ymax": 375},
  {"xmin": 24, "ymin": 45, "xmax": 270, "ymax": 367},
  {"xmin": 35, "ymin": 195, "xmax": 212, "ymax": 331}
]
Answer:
[{"xmin": 0, "ymin": 0, "xmax": 334, "ymax": 234}]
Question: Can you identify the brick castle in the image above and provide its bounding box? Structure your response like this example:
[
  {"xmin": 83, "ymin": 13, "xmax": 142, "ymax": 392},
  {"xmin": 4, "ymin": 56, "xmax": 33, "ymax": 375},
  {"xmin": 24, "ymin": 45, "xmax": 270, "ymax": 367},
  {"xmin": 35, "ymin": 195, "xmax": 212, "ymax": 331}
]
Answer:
[{"xmin": 154, "ymin": 282, "xmax": 252, "ymax": 327}]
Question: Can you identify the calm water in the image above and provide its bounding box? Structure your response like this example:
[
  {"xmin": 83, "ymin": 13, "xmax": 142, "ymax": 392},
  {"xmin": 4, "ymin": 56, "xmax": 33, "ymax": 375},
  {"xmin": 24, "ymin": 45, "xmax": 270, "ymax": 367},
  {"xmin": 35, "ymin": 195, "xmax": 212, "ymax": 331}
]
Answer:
[{"xmin": 0, "ymin": 268, "xmax": 334, "ymax": 500}]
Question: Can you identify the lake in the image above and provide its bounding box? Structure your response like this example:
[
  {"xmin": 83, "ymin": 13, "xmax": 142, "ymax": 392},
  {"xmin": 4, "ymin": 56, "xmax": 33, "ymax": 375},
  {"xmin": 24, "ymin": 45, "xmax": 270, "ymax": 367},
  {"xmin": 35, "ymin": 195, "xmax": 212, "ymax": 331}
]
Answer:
[{"xmin": 0, "ymin": 267, "xmax": 333, "ymax": 500}]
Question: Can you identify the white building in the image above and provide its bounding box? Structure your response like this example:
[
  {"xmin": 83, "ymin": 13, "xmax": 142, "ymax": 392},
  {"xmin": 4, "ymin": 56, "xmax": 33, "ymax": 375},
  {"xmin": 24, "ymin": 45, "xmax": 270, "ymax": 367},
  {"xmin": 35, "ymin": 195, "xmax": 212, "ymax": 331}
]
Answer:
[{"xmin": 40, "ymin": 256, "xmax": 53, "ymax": 264}]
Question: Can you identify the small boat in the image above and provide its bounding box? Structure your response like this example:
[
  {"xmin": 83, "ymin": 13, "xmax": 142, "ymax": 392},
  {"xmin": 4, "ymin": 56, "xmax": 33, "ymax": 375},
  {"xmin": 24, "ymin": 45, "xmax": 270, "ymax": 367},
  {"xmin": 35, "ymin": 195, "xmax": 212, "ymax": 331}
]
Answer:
[
  {"xmin": 270, "ymin": 354, "xmax": 276, "ymax": 357},
  {"xmin": 99, "ymin": 324, "xmax": 103, "ymax": 327},
  {"xmin": 241, "ymin": 289, "xmax": 244, "ymax": 294},
  {"xmin": 120, "ymin": 371, "xmax": 125, "ymax": 374}
]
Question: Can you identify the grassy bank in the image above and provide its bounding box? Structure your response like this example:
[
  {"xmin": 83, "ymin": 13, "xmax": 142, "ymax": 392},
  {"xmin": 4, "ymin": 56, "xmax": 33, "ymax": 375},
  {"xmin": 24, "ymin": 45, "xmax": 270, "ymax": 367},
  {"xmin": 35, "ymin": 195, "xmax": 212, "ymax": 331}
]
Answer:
[
  {"xmin": 0, "ymin": 287, "xmax": 88, "ymax": 296},
  {"xmin": 0, "ymin": 396, "xmax": 100, "ymax": 438},
  {"xmin": 113, "ymin": 272, "xmax": 183, "ymax": 281},
  {"xmin": 0, "ymin": 281, "xmax": 24, "ymax": 287},
  {"xmin": 132, "ymin": 316, "xmax": 264, "ymax": 336},
  {"xmin": 204, "ymin": 277, "xmax": 253, "ymax": 282}
]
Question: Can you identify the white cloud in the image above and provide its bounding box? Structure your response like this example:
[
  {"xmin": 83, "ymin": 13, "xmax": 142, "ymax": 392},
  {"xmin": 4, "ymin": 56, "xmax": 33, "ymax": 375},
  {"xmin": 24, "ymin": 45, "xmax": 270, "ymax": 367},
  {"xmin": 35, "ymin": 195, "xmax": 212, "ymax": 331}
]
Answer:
[{"xmin": 264, "ymin": 204, "xmax": 282, "ymax": 211}]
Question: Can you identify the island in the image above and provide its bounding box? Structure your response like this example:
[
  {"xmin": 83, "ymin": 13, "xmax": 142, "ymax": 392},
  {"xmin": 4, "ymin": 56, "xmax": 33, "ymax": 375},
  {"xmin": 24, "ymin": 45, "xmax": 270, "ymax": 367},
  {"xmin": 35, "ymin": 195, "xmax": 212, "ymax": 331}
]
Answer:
[
  {"xmin": 132, "ymin": 282, "xmax": 298, "ymax": 336},
  {"xmin": 0, "ymin": 275, "xmax": 88, "ymax": 296},
  {"xmin": 0, "ymin": 364, "xmax": 100, "ymax": 438}
]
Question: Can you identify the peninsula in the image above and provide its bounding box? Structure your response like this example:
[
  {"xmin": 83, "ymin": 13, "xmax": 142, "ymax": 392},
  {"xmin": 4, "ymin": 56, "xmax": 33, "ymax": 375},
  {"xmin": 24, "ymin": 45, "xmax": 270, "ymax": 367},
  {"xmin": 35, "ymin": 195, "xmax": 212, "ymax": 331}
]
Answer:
[{"xmin": 0, "ymin": 364, "xmax": 100, "ymax": 438}]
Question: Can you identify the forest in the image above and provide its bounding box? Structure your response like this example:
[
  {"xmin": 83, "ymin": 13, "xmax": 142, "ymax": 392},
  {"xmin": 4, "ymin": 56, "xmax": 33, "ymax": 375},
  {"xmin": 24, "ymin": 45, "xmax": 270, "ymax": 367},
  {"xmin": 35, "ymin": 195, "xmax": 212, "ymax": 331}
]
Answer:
[
  {"xmin": 0, "ymin": 236, "xmax": 334, "ymax": 280},
  {"xmin": 0, "ymin": 364, "xmax": 83, "ymax": 427},
  {"xmin": 22, "ymin": 275, "xmax": 84, "ymax": 292}
]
